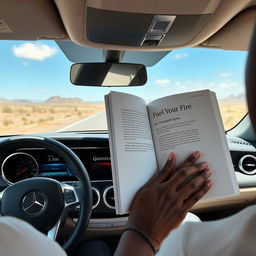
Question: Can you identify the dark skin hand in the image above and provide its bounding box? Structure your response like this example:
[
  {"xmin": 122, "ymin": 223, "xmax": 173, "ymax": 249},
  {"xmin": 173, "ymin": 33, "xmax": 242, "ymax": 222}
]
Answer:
[{"xmin": 115, "ymin": 151, "xmax": 212, "ymax": 256}]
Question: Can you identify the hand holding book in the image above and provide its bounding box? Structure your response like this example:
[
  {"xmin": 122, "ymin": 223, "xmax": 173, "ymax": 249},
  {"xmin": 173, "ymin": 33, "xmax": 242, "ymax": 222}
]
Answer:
[{"xmin": 116, "ymin": 151, "xmax": 212, "ymax": 255}]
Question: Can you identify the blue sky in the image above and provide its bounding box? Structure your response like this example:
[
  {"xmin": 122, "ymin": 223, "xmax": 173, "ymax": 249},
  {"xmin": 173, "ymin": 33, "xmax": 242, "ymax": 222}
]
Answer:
[{"xmin": 0, "ymin": 40, "xmax": 247, "ymax": 102}]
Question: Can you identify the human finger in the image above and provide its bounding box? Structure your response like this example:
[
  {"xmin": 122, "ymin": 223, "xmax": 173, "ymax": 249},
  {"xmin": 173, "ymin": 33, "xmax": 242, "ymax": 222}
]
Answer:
[
  {"xmin": 181, "ymin": 180, "xmax": 212, "ymax": 213},
  {"xmin": 176, "ymin": 151, "xmax": 201, "ymax": 170},
  {"xmin": 145, "ymin": 152, "xmax": 176, "ymax": 186},
  {"xmin": 166, "ymin": 162, "xmax": 209, "ymax": 190},
  {"xmin": 177, "ymin": 168, "xmax": 212, "ymax": 200}
]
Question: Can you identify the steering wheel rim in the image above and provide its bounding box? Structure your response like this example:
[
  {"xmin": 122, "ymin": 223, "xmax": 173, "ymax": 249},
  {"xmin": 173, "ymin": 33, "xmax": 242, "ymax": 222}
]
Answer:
[{"xmin": 0, "ymin": 136, "xmax": 92, "ymax": 252}]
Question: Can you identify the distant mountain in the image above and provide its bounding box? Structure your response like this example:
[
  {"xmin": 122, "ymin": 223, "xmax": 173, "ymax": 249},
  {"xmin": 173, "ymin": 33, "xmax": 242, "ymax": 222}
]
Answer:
[
  {"xmin": 0, "ymin": 98, "xmax": 32, "ymax": 104},
  {"xmin": 0, "ymin": 97, "xmax": 10, "ymax": 104},
  {"xmin": 219, "ymin": 94, "xmax": 245, "ymax": 104},
  {"xmin": 45, "ymin": 96, "xmax": 86, "ymax": 104},
  {"xmin": 13, "ymin": 99, "xmax": 32, "ymax": 104}
]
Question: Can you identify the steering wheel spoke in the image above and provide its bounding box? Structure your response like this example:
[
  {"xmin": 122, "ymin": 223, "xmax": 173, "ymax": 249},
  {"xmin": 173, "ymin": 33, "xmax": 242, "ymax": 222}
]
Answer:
[
  {"xmin": 47, "ymin": 216, "xmax": 62, "ymax": 240},
  {"xmin": 62, "ymin": 183, "xmax": 80, "ymax": 207},
  {"xmin": 47, "ymin": 183, "xmax": 80, "ymax": 241}
]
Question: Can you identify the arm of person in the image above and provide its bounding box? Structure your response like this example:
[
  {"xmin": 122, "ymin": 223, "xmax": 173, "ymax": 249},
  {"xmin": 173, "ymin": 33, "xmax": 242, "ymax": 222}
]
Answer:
[
  {"xmin": 115, "ymin": 151, "xmax": 212, "ymax": 256},
  {"xmin": 0, "ymin": 216, "xmax": 66, "ymax": 256}
]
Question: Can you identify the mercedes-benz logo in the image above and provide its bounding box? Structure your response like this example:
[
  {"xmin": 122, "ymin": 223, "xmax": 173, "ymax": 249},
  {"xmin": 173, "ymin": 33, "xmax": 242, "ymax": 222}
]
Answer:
[{"xmin": 22, "ymin": 191, "xmax": 47, "ymax": 216}]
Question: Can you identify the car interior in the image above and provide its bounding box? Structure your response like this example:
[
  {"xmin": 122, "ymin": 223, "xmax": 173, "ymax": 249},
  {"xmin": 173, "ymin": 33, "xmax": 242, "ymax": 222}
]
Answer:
[{"xmin": 1, "ymin": 0, "xmax": 256, "ymax": 255}]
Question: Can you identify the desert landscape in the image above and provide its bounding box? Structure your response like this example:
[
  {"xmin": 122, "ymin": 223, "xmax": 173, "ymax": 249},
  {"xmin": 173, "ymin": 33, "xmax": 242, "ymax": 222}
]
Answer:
[
  {"xmin": 0, "ymin": 97, "xmax": 104, "ymax": 135},
  {"xmin": 0, "ymin": 95, "xmax": 247, "ymax": 135},
  {"xmin": 218, "ymin": 94, "xmax": 247, "ymax": 130}
]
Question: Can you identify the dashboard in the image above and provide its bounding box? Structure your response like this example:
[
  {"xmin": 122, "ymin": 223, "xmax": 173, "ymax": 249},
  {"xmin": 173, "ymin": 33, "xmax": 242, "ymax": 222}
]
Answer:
[{"xmin": 0, "ymin": 132, "xmax": 256, "ymax": 233}]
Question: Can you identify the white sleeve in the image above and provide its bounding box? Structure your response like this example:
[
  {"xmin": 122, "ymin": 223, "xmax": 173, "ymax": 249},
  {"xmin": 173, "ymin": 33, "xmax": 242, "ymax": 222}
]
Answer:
[
  {"xmin": 157, "ymin": 212, "xmax": 201, "ymax": 256},
  {"xmin": 0, "ymin": 216, "xmax": 67, "ymax": 256},
  {"xmin": 158, "ymin": 206, "xmax": 256, "ymax": 256}
]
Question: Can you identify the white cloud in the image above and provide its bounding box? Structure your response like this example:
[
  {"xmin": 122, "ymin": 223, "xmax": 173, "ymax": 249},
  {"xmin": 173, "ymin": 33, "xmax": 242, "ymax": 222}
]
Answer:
[
  {"xmin": 13, "ymin": 43, "xmax": 57, "ymax": 61},
  {"xmin": 21, "ymin": 61, "xmax": 28, "ymax": 66},
  {"xmin": 219, "ymin": 73, "xmax": 233, "ymax": 77},
  {"xmin": 173, "ymin": 53, "xmax": 188, "ymax": 60},
  {"xmin": 219, "ymin": 81, "xmax": 238, "ymax": 88},
  {"xmin": 155, "ymin": 79, "xmax": 171, "ymax": 87}
]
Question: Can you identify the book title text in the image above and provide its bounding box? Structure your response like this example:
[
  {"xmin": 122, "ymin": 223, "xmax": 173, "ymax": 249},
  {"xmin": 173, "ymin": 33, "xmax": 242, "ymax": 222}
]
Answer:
[{"xmin": 152, "ymin": 104, "xmax": 192, "ymax": 118}]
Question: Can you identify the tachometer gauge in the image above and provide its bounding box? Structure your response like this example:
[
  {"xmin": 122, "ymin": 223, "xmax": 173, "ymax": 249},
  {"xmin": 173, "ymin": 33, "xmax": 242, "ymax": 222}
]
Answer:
[{"xmin": 1, "ymin": 152, "xmax": 39, "ymax": 184}]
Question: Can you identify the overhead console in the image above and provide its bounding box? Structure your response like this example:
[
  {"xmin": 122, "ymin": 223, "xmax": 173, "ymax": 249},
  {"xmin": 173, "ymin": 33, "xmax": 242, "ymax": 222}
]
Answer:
[{"xmin": 54, "ymin": 0, "xmax": 252, "ymax": 50}]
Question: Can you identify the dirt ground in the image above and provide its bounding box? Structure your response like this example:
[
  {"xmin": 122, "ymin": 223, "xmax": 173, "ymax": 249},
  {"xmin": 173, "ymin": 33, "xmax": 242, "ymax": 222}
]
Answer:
[
  {"xmin": 219, "ymin": 103, "xmax": 247, "ymax": 130},
  {"xmin": 0, "ymin": 103, "xmax": 105, "ymax": 135},
  {"xmin": 0, "ymin": 103, "xmax": 247, "ymax": 135}
]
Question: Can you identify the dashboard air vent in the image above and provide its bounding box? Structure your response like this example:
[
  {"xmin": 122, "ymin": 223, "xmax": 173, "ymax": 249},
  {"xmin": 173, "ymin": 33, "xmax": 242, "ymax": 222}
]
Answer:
[
  {"xmin": 238, "ymin": 155, "xmax": 256, "ymax": 175},
  {"xmin": 229, "ymin": 139, "xmax": 250, "ymax": 145},
  {"xmin": 103, "ymin": 186, "xmax": 115, "ymax": 209},
  {"xmin": 92, "ymin": 187, "xmax": 100, "ymax": 209}
]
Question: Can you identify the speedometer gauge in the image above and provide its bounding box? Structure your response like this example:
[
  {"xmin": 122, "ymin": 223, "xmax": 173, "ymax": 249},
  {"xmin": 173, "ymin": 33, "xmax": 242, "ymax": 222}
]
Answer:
[{"xmin": 1, "ymin": 152, "xmax": 39, "ymax": 184}]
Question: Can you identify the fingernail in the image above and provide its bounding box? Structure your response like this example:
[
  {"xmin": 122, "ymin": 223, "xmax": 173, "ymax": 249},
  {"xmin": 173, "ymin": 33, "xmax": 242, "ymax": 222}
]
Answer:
[
  {"xmin": 202, "ymin": 168, "xmax": 212, "ymax": 178},
  {"xmin": 198, "ymin": 162, "xmax": 208, "ymax": 169},
  {"xmin": 206, "ymin": 180, "xmax": 212, "ymax": 187},
  {"xmin": 169, "ymin": 152, "xmax": 174, "ymax": 160},
  {"xmin": 192, "ymin": 151, "xmax": 201, "ymax": 158}
]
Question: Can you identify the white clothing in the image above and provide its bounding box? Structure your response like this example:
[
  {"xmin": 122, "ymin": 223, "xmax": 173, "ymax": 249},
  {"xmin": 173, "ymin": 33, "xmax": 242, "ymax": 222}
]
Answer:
[
  {"xmin": 158, "ymin": 205, "xmax": 256, "ymax": 256},
  {"xmin": 0, "ymin": 216, "xmax": 66, "ymax": 256},
  {"xmin": 1, "ymin": 206, "xmax": 256, "ymax": 256}
]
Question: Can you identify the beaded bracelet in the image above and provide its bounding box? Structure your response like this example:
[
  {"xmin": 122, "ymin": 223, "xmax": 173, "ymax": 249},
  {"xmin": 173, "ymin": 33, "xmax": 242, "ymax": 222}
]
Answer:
[{"xmin": 122, "ymin": 227, "xmax": 159, "ymax": 254}]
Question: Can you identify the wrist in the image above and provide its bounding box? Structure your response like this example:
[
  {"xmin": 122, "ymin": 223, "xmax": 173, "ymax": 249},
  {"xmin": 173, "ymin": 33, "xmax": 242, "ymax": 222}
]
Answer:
[
  {"xmin": 127, "ymin": 219, "xmax": 161, "ymax": 249},
  {"xmin": 123, "ymin": 227, "xmax": 160, "ymax": 254}
]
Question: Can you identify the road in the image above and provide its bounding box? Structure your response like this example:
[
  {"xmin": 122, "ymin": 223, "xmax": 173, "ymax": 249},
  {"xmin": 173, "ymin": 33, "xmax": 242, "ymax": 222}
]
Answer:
[{"xmin": 57, "ymin": 111, "xmax": 107, "ymax": 132}]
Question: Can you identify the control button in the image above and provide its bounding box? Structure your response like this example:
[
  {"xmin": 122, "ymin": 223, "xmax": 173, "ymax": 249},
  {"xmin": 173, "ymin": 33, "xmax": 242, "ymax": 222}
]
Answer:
[
  {"xmin": 146, "ymin": 34, "xmax": 164, "ymax": 41},
  {"xmin": 64, "ymin": 189, "xmax": 76, "ymax": 204}
]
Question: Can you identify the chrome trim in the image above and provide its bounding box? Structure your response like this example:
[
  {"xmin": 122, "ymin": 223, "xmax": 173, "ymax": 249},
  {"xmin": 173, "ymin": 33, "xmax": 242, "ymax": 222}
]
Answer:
[
  {"xmin": 87, "ymin": 217, "xmax": 128, "ymax": 229},
  {"xmin": 238, "ymin": 155, "xmax": 256, "ymax": 175},
  {"xmin": 0, "ymin": 189, "xmax": 6, "ymax": 200},
  {"xmin": 92, "ymin": 187, "xmax": 100, "ymax": 210},
  {"xmin": 63, "ymin": 180, "xmax": 112, "ymax": 185},
  {"xmin": 103, "ymin": 186, "xmax": 115, "ymax": 210},
  {"xmin": 22, "ymin": 191, "xmax": 47, "ymax": 216},
  {"xmin": 47, "ymin": 218, "xmax": 62, "ymax": 240},
  {"xmin": 10, "ymin": 136, "xmax": 44, "ymax": 141},
  {"xmin": 91, "ymin": 180, "xmax": 112, "ymax": 183},
  {"xmin": 1, "ymin": 152, "xmax": 39, "ymax": 185}
]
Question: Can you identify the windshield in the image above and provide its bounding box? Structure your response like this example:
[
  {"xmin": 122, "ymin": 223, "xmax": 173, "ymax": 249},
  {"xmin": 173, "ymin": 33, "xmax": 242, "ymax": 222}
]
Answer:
[{"xmin": 0, "ymin": 41, "xmax": 247, "ymax": 135}]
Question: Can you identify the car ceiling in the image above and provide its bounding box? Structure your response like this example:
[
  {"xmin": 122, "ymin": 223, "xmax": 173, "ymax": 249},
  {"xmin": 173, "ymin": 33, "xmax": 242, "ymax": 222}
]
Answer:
[{"xmin": 0, "ymin": 0, "xmax": 256, "ymax": 52}]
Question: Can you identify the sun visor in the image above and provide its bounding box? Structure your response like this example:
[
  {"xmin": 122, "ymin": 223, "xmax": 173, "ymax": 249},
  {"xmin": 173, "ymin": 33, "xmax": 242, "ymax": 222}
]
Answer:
[
  {"xmin": 199, "ymin": 9, "xmax": 256, "ymax": 51},
  {"xmin": 0, "ymin": 0, "xmax": 68, "ymax": 40}
]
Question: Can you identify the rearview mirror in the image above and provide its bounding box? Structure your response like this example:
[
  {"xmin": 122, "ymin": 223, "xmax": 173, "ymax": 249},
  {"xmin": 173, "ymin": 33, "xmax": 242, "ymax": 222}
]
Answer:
[{"xmin": 70, "ymin": 63, "xmax": 147, "ymax": 87}]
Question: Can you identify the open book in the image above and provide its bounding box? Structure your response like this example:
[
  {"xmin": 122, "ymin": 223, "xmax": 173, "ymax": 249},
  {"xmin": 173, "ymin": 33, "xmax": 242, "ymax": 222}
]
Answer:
[{"xmin": 105, "ymin": 90, "xmax": 239, "ymax": 215}]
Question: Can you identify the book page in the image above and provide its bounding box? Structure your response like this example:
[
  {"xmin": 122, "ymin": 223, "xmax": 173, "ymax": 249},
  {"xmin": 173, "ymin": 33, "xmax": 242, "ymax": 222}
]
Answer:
[
  {"xmin": 147, "ymin": 90, "xmax": 239, "ymax": 201},
  {"xmin": 105, "ymin": 91, "xmax": 157, "ymax": 214}
]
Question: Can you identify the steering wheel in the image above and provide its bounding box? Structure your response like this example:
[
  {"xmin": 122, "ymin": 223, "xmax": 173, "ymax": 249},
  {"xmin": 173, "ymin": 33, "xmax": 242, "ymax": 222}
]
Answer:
[{"xmin": 0, "ymin": 136, "xmax": 92, "ymax": 253}]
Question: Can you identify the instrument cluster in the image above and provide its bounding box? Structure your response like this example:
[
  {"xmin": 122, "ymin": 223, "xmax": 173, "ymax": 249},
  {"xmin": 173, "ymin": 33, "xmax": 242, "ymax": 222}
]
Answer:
[{"xmin": 0, "ymin": 147, "xmax": 112, "ymax": 184}]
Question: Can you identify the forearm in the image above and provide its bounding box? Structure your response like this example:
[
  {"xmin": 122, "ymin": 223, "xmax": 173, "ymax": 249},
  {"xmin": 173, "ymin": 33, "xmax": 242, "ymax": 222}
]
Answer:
[{"xmin": 114, "ymin": 231, "xmax": 155, "ymax": 256}]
